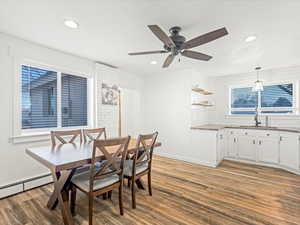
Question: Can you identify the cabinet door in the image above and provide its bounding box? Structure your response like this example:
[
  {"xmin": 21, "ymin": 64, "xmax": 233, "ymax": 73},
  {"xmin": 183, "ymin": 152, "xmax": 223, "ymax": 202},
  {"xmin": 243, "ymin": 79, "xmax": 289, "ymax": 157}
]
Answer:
[
  {"xmin": 279, "ymin": 135, "xmax": 299, "ymax": 171},
  {"xmin": 258, "ymin": 138, "xmax": 279, "ymax": 164},
  {"xmin": 238, "ymin": 136, "xmax": 256, "ymax": 161},
  {"xmin": 227, "ymin": 136, "xmax": 238, "ymax": 158},
  {"xmin": 218, "ymin": 133, "xmax": 226, "ymax": 161}
]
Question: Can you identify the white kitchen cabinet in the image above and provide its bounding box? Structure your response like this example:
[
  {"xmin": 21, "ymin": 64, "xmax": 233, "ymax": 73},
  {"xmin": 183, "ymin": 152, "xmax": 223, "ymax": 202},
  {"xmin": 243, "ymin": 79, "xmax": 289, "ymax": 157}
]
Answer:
[
  {"xmin": 257, "ymin": 137, "xmax": 279, "ymax": 164},
  {"xmin": 190, "ymin": 127, "xmax": 300, "ymax": 175},
  {"xmin": 227, "ymin": 135, "xmax": 238, "ymax": 158},
  {"xmin": 238, "ymin": 136, "xmax": 256, "ymax": 161},
  {"xmin": 279, "ymin": 133, "xmax": 300, "ymax": 171}
]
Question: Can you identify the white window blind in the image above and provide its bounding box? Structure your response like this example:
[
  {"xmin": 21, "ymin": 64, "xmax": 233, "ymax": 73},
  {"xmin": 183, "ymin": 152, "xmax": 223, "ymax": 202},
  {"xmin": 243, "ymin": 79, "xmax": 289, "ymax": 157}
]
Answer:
[
  {"xmin": 21, "ymin": 65, "xmax": 88, "ymax": 130},
  {"xmin": 230, "ymin": 83, "xmax": 296, "ymax": 115},
  {"xmin": 61, "ymin": 74, "xmax": 88, "ymax": 127},
  {"xmin": 22, "ymin": 65, "xmax": 58, "ymax": 129}
]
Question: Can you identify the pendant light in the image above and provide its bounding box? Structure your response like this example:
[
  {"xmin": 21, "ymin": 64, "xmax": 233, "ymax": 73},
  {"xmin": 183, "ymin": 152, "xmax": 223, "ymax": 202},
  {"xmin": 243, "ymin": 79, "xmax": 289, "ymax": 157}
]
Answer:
[{"xmin": 252, "ymin": 67, "xmax": 263, "ymax": 92}]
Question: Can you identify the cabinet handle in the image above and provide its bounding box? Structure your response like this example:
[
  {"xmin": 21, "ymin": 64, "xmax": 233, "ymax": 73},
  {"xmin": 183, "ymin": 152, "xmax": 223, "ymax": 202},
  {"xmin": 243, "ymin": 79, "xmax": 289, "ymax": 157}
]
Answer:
[
  {"xmin": 266, "ymin": 133, "xmax": 270, "ymax": 136},
  {"xmin": 280, "ymin": 136, "xmax": 282, "ymax": 141},
  {"xmin": 253, "ymin": 140, "xmax": 255, "ymax": 144},
  {"xmin": 259, "ymin": 140, "xmax": 262, "ymax": 145},
  {"xmin": 245, "ymin": 132, "xmax": 248, "ymax": 135}
]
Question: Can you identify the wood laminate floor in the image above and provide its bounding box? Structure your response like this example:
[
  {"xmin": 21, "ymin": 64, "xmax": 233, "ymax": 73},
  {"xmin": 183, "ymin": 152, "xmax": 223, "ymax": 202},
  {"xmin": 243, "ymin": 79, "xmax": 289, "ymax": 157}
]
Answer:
[{"xmin": 1, "ymin": 156, "xmax": 300, "ymax": 225}]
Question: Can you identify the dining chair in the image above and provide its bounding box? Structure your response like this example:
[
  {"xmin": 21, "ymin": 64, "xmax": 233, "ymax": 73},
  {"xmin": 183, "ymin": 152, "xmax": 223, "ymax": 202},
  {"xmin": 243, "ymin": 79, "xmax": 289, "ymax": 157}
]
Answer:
[
  {"xmin": 83, "ymin": 128, "xmax": 107, "ymax": 143},
  {"xmin": 124, "ymin": 132, "xmax": 158, "ymax": 209},
  {"xmin": 50, "ymin": 129, "xmax": 91, "ymax": 175},
  {"xmin": 70, "ymin": 136, "xmax": 131, "ymax": 225},
  {"xmin": 83, "ymin": 128, "xmax": 111, "ymax": 200},
  {"xmin": 50, "ymin": 129, "xmax": 82, "ymax": 146}
]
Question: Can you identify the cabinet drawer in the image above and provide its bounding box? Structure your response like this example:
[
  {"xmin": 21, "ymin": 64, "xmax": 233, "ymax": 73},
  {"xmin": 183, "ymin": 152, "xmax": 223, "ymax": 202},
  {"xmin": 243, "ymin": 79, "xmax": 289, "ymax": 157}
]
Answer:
[
  {"xmin": 255, "ymin": 130, "xmax": 279, "ymax": 138},
  {"xmin": 238, "ymin": 129, "xmax": 257, "ymax": 136},
  {"xmin": 226, "ymin": 129, "xmax": 239, "ymax": 136},
  {"xmin": 279, "ymin": 132, "xmax": 300, "ymax": 138}
]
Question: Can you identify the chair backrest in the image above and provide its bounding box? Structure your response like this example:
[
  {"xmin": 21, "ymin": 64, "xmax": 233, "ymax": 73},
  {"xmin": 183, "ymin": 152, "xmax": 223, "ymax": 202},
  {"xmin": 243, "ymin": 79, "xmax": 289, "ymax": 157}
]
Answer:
[
  {"xmin": 50, "ymin": 129, "xmax": 82, "ymax": 145},
  {"xmin": 89, "ymin": 136, "xmax": 130, "ymax": 192},
  {"xmin": 133, "ymin": 132, "xmax": 158, "ymax": 170},
  {"xmin": 83, "ymin": 128, "xmax": 107, "ymax": 143}
]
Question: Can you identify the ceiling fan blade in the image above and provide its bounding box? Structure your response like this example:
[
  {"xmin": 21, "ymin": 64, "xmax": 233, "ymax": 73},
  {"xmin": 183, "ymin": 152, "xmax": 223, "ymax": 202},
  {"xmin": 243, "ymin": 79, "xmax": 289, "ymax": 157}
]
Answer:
[
  {"xmin": 181, "ymin": 50, "xmax": 212, "ymax": 61},
  {"xmin": 182, "ymin": 27, "xmax": 228, "ymax": 49},
  {"xmin": 148, "ymin": 25, "xmax": 175, "ymax": 47},
  {"xmin": 128, "ymin": 50, "xmax": 168, "ymax": 56},
  {"xmin": 163, "ymin": 54, "xmax": 175, "ymax": 68}
]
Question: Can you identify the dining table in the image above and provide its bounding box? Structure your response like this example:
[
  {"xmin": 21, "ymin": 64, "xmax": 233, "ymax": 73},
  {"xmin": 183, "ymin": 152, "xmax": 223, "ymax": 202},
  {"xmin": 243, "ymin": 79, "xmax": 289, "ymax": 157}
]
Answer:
[{"xmin": 26, "ymin": 138, "xmax": 162, "ymax": 225}]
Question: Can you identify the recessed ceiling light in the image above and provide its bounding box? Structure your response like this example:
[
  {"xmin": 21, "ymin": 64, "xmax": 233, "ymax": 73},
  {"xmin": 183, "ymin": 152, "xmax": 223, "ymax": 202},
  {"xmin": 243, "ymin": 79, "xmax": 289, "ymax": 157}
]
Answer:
[
  {"xmin": 150, "ymin": 61, "xmax": 157, "ymax": 65},
  {"xmin": 64, "ymin": 19, "xmax": 79, "ymax": 29},
  {"xmin": 245, "ymin": 36, "xmax": 257, "ymax": 42}
]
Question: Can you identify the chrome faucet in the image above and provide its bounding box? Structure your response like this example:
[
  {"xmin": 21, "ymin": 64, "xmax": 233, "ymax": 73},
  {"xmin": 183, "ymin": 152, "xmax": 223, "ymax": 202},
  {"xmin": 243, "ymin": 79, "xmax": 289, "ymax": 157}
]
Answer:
[{"xmin": 254, "ymin": 107, "xmax": 261, "ymax": 127}]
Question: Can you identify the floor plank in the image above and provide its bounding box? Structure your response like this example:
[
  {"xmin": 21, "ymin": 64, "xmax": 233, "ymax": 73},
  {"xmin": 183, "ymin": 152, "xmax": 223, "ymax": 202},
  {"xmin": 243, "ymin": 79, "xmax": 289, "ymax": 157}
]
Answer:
[{"xmin": 0, "ymin": 156, "xmax": 300, "ymax": 225}]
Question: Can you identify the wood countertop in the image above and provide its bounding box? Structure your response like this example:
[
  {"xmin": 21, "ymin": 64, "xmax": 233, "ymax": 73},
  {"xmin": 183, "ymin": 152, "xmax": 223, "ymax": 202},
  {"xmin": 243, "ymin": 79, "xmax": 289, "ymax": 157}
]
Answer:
[{"xmin": 191, "ymin": 124, "xmax": 300, "ymax": 133}]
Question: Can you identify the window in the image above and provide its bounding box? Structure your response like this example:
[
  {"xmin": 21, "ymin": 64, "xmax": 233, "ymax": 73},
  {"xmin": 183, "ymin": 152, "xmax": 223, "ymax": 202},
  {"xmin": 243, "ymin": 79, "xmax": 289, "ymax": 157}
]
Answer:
[
  {"xmin": 61, "ymin": 74, "xmax": 88, "ymax": 127},
  {"xmin": 230, "ymin": 83, "xmax": 296, "ymax": 115},
  {"xmin": 21, "ymin": 65, "xmax": 88, "ymax": 130}
]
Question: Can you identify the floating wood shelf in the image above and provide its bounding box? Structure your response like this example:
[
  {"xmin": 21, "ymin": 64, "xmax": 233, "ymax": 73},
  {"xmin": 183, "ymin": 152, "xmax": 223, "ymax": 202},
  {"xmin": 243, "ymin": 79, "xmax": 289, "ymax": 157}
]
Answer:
[
  {"xmin": 192, "ymin": 87, "xmax": 213, "ymax": 95},
  {"xmin": 192, "ymin": 103, "xmax": 214, "ymax": 107}
]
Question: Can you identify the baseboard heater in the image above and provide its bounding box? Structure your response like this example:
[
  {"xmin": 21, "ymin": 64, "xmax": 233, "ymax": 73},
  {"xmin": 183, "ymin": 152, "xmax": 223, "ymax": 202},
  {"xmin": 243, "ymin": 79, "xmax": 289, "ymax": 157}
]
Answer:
[{"xmin": 0, "ymin": 173, "xmax": 53, "ymax": 199}]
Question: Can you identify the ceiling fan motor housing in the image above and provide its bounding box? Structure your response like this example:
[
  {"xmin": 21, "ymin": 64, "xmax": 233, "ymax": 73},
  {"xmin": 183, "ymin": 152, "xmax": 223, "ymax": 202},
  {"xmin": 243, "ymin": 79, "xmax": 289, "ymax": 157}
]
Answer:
[{"xmin": 164, "ymin": 26, "xmax": 186, "ymax": 54}]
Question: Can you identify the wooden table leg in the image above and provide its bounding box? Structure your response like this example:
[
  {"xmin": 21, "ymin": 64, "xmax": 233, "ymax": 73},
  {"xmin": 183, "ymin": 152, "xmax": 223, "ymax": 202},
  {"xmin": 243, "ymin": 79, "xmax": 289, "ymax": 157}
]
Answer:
[
  {"xmin": 48, "ymin": 170, "xmax": 75, "ymax": 225},
  {"xmin": 47, "ymin": 170, "xmax": 74, "ymax": 209},
  {"xmin": 49, "ymin": 172, "xmax": 60, "ymax": 210},
  {"xmin": 135, "ymin": 179, "xmax": 145, "ymax": 190}
]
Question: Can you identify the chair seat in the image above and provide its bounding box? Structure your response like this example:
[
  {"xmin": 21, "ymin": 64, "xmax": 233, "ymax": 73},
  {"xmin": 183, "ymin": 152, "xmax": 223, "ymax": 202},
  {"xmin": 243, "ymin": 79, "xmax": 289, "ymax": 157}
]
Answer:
[
  {"xmin": 72, "ymin": 171, "xmax": 120, "ymax": 192},
  {"xmin": 75, "ymin": 161, "xmax": 104, "ymax": 174},
  {"xmin": 124, "ymin": 160, "xmax": 148, "ymax": 177}
]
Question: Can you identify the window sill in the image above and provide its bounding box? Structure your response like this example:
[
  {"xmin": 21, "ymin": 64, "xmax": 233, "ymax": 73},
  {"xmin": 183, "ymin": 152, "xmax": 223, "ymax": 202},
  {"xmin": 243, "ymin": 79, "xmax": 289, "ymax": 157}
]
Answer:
[
  {"xmin": 11, "ymin": 132, "xmax": 50, "ymax": 144},
  {"xmin": 11, "ymin": 126, "xmax": 90, "ymax": 144}
]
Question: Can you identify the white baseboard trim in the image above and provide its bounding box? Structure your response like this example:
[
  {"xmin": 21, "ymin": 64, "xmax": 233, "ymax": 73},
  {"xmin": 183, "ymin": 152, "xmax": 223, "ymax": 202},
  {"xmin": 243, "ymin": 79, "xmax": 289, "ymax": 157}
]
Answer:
[
  {"xmin": 155, "ymin": 152, "xmax": 217, "ymax": 168},
  {"xmin": 224, "ymin": 157, "xmax": 300, "ymax": 175},
  {"xmin": 0, "ymin": 173, "xmax": 53, "ymax": 199}
]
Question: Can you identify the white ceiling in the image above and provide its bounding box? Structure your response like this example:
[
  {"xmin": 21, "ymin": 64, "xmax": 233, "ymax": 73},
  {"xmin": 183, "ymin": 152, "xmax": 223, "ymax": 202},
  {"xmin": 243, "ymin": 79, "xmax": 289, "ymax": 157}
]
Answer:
[{"xmin": 0, "ymin": 0, "xmax": 300, "ymax": 76}]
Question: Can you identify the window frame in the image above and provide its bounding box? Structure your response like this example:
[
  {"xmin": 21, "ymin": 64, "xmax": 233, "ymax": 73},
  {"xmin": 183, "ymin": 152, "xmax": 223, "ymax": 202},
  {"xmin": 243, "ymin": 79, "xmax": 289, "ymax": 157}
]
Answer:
[
  {"xmin": 229, "ymin": 81, "xmax": 298, "ymax": 116},
  {"xmin": 15, "ymin": 60, "xmax": 94, "ymax": 136}
]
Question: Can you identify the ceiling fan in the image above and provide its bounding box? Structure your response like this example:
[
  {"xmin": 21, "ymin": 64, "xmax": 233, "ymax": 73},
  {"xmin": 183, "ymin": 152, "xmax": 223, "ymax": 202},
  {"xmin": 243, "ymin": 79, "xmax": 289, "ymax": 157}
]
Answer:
[{"xmin": 128, "ymin": 25, "xmax": 228, "ymax": 68}]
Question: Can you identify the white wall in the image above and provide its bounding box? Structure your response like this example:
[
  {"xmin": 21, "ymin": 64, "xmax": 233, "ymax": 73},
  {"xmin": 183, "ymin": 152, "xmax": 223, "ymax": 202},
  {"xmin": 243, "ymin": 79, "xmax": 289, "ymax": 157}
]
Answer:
[
  {"xmin": 142, "ymin": 69, "xmax": 212, "ymax": 159},
  {"xmin": 0, "ymin": 33, "xmax": 95, "ymax": 187},
  {"xmin": 0, "ymin": 33, "xmax": 143, "ymax": 187},
  {"xmin": 212, "ymin": 66, "xmax": 300, "ymax": 127},
  {"xmin": 96, "ymin": 64, "xmax": 143, "ymax": 138}
]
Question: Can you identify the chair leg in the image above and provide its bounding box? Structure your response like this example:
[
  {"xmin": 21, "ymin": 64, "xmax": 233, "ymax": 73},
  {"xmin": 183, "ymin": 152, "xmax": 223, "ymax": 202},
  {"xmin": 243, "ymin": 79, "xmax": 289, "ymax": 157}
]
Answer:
[
  {"xmin": 148, "ymin": 171, "xmax": 152, "ymax": 196},
  {"xmin": 89, "ymin": 194, "xmax": 94, "ymax": 225},
  {"xmin": 70, "ymin": 185, "xmax": 77, "ymax": 215},
  {"xmin": 102, "ymin": 193, "xmax": 107, "ymax": 200},
  {"xmin": 108, "ymin": 190, "xmax": 112, "ymax": 199},
  {"xmin": 131, "ymin": 177, "xmax": 136, "ymax": 209},
  {"xmin": 127, "ymin": 178, "xmax": 131, "ymax": 188},
  {"xmin": 119, "ymin": 182, "xmax": 124, "ymax": 215}
]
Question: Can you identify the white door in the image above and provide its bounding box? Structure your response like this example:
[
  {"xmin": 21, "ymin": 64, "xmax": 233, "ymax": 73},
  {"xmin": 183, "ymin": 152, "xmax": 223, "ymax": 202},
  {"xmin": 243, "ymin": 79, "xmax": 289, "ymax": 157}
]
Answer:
[
  {"xmin": 227, "ymin": 135, "xmax": 238, "ymax": 158},
  {"xmin": 279, "ymin": 135, "xmax": 299, "ymax": 171},
  {"xmin": 257, "ymin": 138, "xmax": 279, "ymax": 164},
  {"xmin": 238, "ymin": 136, "xmax": 256, "ymax": 161}
]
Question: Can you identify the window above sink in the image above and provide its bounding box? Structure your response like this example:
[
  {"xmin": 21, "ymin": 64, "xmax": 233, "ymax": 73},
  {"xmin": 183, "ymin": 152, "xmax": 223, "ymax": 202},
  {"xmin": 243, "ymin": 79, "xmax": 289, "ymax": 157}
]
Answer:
[{"xmin": 229, "ymin": 82, "xmax": 297, "ymax": 115}]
